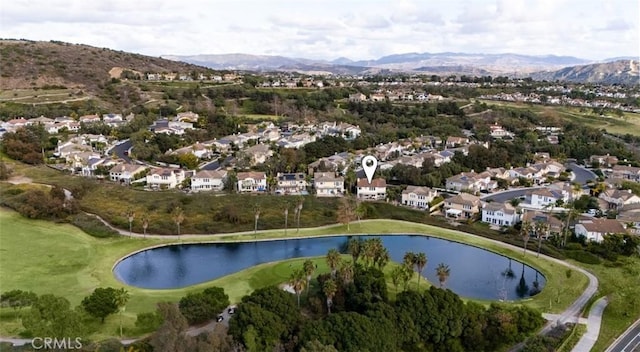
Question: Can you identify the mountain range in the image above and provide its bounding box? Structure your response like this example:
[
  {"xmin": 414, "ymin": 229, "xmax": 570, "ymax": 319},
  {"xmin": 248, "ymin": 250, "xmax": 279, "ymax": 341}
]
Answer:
[{"xmin": 163, "ymin": 52, "xmax": 639, "ymax": 84}]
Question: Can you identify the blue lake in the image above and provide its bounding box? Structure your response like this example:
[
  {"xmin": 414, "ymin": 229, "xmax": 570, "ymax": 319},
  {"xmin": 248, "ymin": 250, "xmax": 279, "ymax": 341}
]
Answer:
[{"xmin": 113, "ymin": 235, "xmax": 545, "ymax": 301}]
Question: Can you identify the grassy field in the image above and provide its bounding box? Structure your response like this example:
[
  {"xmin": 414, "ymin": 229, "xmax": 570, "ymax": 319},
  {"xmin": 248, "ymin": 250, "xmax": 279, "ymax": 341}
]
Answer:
[
  {"xmin": 578, "ymin": 257, "xmax": 640, "ymax": 352},
  {"xmin": 0, "ymin": 208, "xmax": 587, "ymax": 340},
  {"xmin": 479, "ymin": 99, "xmax": 640, "ymax": 136}
]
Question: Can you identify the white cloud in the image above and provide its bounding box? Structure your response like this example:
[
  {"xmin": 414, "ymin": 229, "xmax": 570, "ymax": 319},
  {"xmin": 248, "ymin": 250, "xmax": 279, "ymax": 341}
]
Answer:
[{"xmin": 0, "ymin": 0, "xmax": 637, "ymax": 60}]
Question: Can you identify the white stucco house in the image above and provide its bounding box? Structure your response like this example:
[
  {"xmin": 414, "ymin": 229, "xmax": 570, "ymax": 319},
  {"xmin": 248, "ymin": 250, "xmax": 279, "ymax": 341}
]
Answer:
[{"xmin": 191, "ymin": 170, "xmax": 227, "ymax": 192}]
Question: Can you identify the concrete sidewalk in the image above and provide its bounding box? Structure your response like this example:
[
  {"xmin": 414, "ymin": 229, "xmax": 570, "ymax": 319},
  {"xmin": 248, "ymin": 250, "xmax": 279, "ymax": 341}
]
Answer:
[{"xmin": 572, "ymin": 296, "xmax": 609, "ymax": 352}]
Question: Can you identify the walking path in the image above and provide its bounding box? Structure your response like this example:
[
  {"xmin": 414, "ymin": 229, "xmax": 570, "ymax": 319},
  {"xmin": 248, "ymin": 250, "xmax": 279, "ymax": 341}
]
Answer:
[{"xmin": 572, "ymin": 296, "xmax": 609, "ymax": 352}]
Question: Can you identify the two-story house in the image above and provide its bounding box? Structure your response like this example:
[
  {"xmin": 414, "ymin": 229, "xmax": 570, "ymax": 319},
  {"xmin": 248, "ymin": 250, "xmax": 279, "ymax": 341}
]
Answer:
[
  {"xmin": 599, "ymin": 189, "xmax": 640, "ymax": 210},
  {"xmin": 276, "ymin": 173, "xmax": 307, "ymax": 194},
  {"xmin": 574, "ymin": 218, "xmax": 627, "ymax": 243},
  {"xmin": 525, "ymin": 188, "xmax": 565, "ymax": 207},
  {"xmin": 356, "ymin": 178, "xmax": 387, "ymax": 201},
  {"xmin": 145, "ymin": 168, "xmax": 186, "ymax": 189},
  {"xmin": 445, "ymin": 171, "xmax": 496, "ymax": 193},
  {"xmin": 105, "ymin": 161, "xmax": 130, "ymax": 182},
  {"xmin": 401, "ymin": 186, "xmax": 438, "ymax": 209},
  {"xmin": 314, "ymin": 173, "xmax": 345, "ymax": 197},
  {"xmin": 611, "ymin": 165, "xmax": 640, "ymax": 183},
  {"xmin": 481, "ymin": 202, "xmax": 519, "ymax": 226},
  {"xmin": 444, "ymin": 193, "xmax": 481, "ymax": 220},
  {"xmin": 191, "ymin": 170, "xmax": 228, "ymax": 192},
  {"xmin": 236, "ymin": 171, "xmax": 267, "ymax": 193}
]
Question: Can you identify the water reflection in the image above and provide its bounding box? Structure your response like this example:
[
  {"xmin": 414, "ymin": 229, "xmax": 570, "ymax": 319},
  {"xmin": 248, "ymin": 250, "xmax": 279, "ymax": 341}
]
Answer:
[{"xmin": 113, "ymin": 235, "xmax": 546, "ymax": 301}]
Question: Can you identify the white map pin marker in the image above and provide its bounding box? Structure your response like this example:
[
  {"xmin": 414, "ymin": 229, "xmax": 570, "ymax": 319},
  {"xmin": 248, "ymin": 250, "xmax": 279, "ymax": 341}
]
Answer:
[{"xmin": 362, "ymin": 155, "xmax": 378, "ymax": 184}]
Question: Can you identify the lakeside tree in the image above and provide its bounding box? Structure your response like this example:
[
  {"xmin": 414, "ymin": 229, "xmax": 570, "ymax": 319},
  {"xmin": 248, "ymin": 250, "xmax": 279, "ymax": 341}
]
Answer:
[
  {"xmin": 179, "ymin": 286, "xmax": 230, "ymax": 325},
  {"xmin": 436, "ymin": 263, "xmax": 451, "ymax": 288},
  {"xmin": 326, "ymin": 249, "xmax": 342, "ymax": 277},
  {"xmin": 303, "ymin": 259, "xmax": 316, "ymax": 297},
  {"xmin": 172, "ymin": 206, "xmax": 185, "ymax": 236},
  {"xmin": 289, "ymin": 269, "xmax": 307, "ymax": 307},
  {"xmin": 81, "ymin": 287, "xmax": 119, "ymax": 323},
  {"xmin": 126, "ymin": 209, "xmax": 135, "ymax": 235},
  {"xmin": 114, "ymin": 288, "xmax": 130, "ymax": 337},
  {"xmin": 414, "ymin": 252, "xmax": 427, "ymax": 289},
  {"xmin": 521, "ymin": 221, "xmax": 532, "ymax": 256},
  {"xmin": 142, "ymin": 213, "xmax": 149, "ymax": 237},
  {"xmin": 323, "ymin": 278, "xmax": 337, "ymax": 314}
]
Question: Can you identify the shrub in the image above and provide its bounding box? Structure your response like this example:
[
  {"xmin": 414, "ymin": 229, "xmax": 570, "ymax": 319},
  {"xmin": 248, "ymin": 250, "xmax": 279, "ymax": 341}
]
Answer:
[
  {"xmin": 564, "ymin": 250, "xmax": 601, "ymax": 265},
  {"xmin": 71, "ymin": 213, "xmax": 119, "ymax": 238}
]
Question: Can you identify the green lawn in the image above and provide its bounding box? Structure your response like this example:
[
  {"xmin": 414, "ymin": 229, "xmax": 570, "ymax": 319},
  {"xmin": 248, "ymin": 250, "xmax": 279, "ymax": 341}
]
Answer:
[
  {"xmin": 479, "ymin": 99, "xmax": 640, "ymax": 137},
  {"xmin": 0, "ymin": 208, "xmax": 588, "ymax": 340}
]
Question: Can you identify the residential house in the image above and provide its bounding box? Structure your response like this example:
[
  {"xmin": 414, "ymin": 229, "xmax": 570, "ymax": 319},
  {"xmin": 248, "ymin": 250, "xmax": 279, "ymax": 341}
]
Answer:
[
  {"xmin": 314, "ymin": 173, "xmax": 344, "ymax": 197},
  {"xmin": 110, "ymin": 163, "xmax": 148, "ymax": 185},
  {"xmin": 445, "ymin": 171, "xmax": 497, "ymax": 193},
  {"xmin": 401, "ymin": 186, "xmax": 438, "ymax": 209},
  {"xmin": 177, "ymin": 111, "xmax": 200, "ymax": 123},
  {"xmin": 348, "ymin": 93, "xmax": 367, "ymax": 102},
  {"xmin": 444, "ymin": 193, "xmax": 481, "ymax": 220},
  {"xmin": 308, "ymin": 153, "xmax": 352, "ymax": 176},
  {"xmin": 356, "ymin": 178, "xmax": 387, "ymax": 201},
  {"xmin": 191, "ymin": 170, "xmax": 227, "ymax": 192},
  {"xmin": 236, "ymin": 172, "xmax": 267, "ymax": 193},
  {"xmin": 611, "ymin": 165, "xmax": 640, "ymax": 183},
  {"xmin": 445, "ymin": 136, "xmax": 469, "ymax": 148},
  {"xmin": 102, "ymin": 114, "xmax": 123, "ymax": 126},
  {"xmin": 522, "ymin": 210, "xmax": 564, "ymax": 236},
  {"xmin": 617, "ymin": 205, "xmax": 640, "ymax": 235},
  {"xmin": 525, "ymin": 188, "xmax": 565, "ymax": 207},
  {"xmin": 145, "ymin": 168, "xmax": 186, "ymax": 189},
  {"xmin": 589, "ymin": 154, "xmax": 619, "ymax": 167},
  {"xmin": 54, "ymin": 141, "xmax": 93, "ymax": 158},
  {"xmin": 489, "ymin": 124, "xmax": 514, "ymax": 139},
  {"xmin": 173, "ymin": 143, "xmax": 211, "ymax": 159},
  {"xmin": 241, "ymin": 144, "xmax": 273, "ymax": 166},
  {"xmin": 599, "ymin": 189, "xmax": 640, "ymax": 210},
  {"xmin": 574, "ymin": 218, "xmax": 627, "ymax": 243},
  {"xmin": 481, "ymin": 202, "xmax": 519, "ymax": 226},
  {"xmin": 276, "ymin": 173, "xmax": 308, "ymax": 194},
  {"xmin": 79, "ymin": 114, "xmax": 101, "ymax": 124}
]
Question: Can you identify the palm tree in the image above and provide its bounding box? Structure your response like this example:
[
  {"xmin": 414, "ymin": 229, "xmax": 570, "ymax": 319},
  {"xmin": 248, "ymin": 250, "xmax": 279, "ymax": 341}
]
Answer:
[
  {"xmin": 338, "ymin": 260, "xmax": 354, "ymax": 285},
  {"xmin": 323, "ymin": 278, "xmax": 337, "ymax": 314},
  {"xmin": 391, "ymin": 266, "xmax": 403, "ymax": 294},
  {"xmin": 374, "ymin": 247, "xmax": 390, "ymax": 269},
  {"xmin": 355, "ymin": 201, "xmax": 366, "ymax": 224},
  {"xmin": 172, "ymin": 206, "xmax": 184, "ymax": 237},
  {"xmin": 303, "ymin": 259, "xmax": 315, "ymax": 296},
  {"xmin": 415, "ymin": 252, "xmax": 427, "ymax": 289},
  {"xmin": 289, "ymin": 269, "xmax": 306, "ymax": 307},
  {"xmin": 141, "ymin": 215, "xmax": 149, "ymax": 238},
  {"xmin": 435, "ymin": 263, "xmax": 451, "ymax": 288},
  {"xmin": 114, "ymin": 288, "xmax": 130, "ymax": 338},
  {"xmin": 326, "ymin": 249, "xmax": 341, "ymax": 277},
  {"xmin": 561, "ymin": 201, "xmax": 580, "ymax": 248},
  {"xmin": 296, "ymin": 198, "xmax": 304, "ymax": 233},
  {"xmin": 521, "ymin": 221, "xmax": 532, "ymax": 256},
  {"xmin": 347, "ymin": 237, "xmax": 362, "ymax": 263},
  {"xmin": 403, "ymin": 251, "xmax": 416, "ymax": 275},
  {"xmin": 284, "ymin": 206, "xmax": 289, "ymax": 236},
  {"xmin": 536, "ymin": 222, "xmax": 548, "ymax": 258},
  {"xmin": 126, "ymin": 209, "xmax": 135, "ymax": 236},
  {"xmin": 401, "ymin": 263, "xmax": 413, "ymax": 291},
  {"xmin": 254, "ymin": 208, "xmax": 260, "ymax": 238}
]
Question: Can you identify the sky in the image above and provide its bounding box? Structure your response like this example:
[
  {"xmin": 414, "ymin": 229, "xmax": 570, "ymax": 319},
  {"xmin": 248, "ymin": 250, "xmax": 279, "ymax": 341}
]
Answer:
[{"xmin": 1, "ymin": 0, "xmax": 638, "ymax": 61}]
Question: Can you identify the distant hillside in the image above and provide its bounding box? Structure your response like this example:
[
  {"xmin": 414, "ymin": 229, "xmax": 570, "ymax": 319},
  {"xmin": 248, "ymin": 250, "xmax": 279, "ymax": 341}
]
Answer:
[
  {"xmin": 164, "ymin": 52, "xmax": 590, "ymax": 76},
  {"xmin": 0, "ymin": 39, "xmax": 210, "ymax": 91},
  {"xmin": 530, "ymin": 60, "xmax": 640, "ymax": 85}
]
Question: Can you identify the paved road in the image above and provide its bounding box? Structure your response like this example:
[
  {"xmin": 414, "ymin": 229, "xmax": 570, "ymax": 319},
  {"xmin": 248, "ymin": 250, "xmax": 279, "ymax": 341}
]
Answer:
[
  {"xmin": 572, "ymin": 296, "xmax": 609, "ymax": 352},
  {"xmin": 481, "ymin": 187, "xmax": 542, "ymax": 203},
  {"xmin": 568, "ymin": 162, "xmax": 597, "ymax": 185},
  {"xmin": 606, "ymin": 318, "xmax": 640, "ymax": 352},
  {"xmin": 107, "ymin": 139, "xmax": 133, "ymax": 163}
]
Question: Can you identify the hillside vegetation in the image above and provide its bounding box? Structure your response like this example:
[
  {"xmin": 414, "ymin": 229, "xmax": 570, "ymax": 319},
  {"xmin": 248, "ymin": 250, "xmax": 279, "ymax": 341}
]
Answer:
[{"xmin": 0, "ymin": 39, "xmax": 209, "ymax": 91}]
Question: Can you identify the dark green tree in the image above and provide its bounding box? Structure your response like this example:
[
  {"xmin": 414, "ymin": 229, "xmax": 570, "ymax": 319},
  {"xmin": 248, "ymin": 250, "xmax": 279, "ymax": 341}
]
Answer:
[{"xmin": 81, "ymin": 287, "xmax": 118, "ymax": 323}]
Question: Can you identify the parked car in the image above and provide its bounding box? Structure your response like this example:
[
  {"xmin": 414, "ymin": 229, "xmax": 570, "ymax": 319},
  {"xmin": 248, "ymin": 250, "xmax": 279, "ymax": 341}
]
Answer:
[
  {"xmin": 216, "ymin": 315, "xmax": 224, "ymax": 322},
  {"xmin": 228, "ymin": 307, "xmax": 236, "ymax": 314}
]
